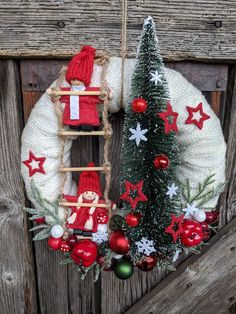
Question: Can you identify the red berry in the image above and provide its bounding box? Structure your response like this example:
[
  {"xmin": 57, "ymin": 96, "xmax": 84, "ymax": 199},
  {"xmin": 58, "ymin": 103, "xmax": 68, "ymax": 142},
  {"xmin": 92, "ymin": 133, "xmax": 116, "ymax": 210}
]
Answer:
[
  {"xmin": 48, "ymin": 237, "xmax": 62, "ymax": 250},
  {"xmin": 205, "ymin": 211, "xmax": 219, "ymax": 225},
  {"xmin": 35, "ymin": 217, "xmax": 45, "ymax": 224},
  {"xmin": 181, "ymin": 220, "xmax": 203, "ymax": 247},
  {"xmin": 109, "ymin": 231, "xmax": 130, "ymax": 254},
  {"xmin": 132, "ymin": 98, "xmax": 147, "ymax": 113},
  {"xmin": 59, "ymin": 240, "xmax": 72, "ymax": 253},
  {"xmin": 125, "ymin": 213, "xmax": 140, "ymax": 227},
  {"xmin": 153, "ymin": 154, "xmax": 169, "ymax": 170},
  {"xmin": 67, "ymin": 235, "xmax": 78, "ymax": 248}
]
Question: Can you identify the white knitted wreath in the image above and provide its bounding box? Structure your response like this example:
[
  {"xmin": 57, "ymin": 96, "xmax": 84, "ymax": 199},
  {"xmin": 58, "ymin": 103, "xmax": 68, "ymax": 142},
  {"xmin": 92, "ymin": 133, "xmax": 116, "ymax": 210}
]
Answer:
[{"xmin": 21, "ymin": 57, "xmax": 226, "ymax": 222}]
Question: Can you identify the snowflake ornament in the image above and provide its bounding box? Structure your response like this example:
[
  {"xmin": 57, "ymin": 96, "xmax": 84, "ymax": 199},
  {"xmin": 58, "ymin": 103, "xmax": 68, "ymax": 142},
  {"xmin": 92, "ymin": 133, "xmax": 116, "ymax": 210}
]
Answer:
[
  {"xmin": 172, "ymin": 249, "xmax": 180, "ymax": 262},
  {"xmin": 135, "ymin": 237, "xmax": 156, "ymax": 256},
  {"xmin": 166, "ymin": 183, "xmax": 178, "ymax": 199},
  {"xmin": 150, "ymin": 70, "xmax": 162, "ymax": 86},
  {"xmin": 182, "ymin": 203, "xmax": 199, "ymax": 219},
  {"xmin": 129, "ymin": 123, "xmax": 148, "ymax": 146},
  {"xmin": 92, "ymin": 230, "xmax": 108, "ymax": 244}
]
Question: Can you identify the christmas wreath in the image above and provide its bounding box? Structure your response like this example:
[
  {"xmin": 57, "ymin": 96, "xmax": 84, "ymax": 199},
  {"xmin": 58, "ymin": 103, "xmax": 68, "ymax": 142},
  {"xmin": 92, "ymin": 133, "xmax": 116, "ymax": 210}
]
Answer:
[{"xmin": 21, "ymin": 16, "xmax": 226, "ymax": 280}]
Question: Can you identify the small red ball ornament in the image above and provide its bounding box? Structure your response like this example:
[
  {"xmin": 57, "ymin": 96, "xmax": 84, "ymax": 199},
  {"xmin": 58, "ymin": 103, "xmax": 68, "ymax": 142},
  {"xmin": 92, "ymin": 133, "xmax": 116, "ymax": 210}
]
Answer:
[
  {"xmin": 35, "ymin": 217, "xmax": 45, "ymax": 224},
  {"xmin": 71, "ymin": 240, "xmax": 98, "ymax": 267},
  {"xmin": 125, "ymin": 213, "xmax": 140, "ymax": 227},
  {"xmin": 136, "ymin": 255, "xmax": 158, "ymax": 271},
  {"xmin": 132, "ymin": 98, "xmax": 147, "ymax": 113},
  {"xmin": 48, "ymin": 237, "xmax": 62, "ymax": 250},
  {"xmin": 205, "ymin": 210, "xmax": 219, "ymax": 225},
  {"xmin": 200, "ymin": 222, "xmax": 211, "ymax": 241},
  {"xmin": 181, "ymin": 220, "xmax": 203, "ymax": 247},
  {"xmin": 59, "ymin": 240, "xmax": 72, "ymax": 253},
  {"xmin": 109, "ymin": 231, "xmax": 130, "ymax": 255},
  {"xmin": 96, "ymin": 255, "xmax": 114, "ymax": 271},
  {"xmin": 67, "ymin": 235, "xmax": 78, "ymax": 248},
  {"xmin": 97, "ymin": 212, "xmax": 109, "ymax": 224},
  {"xmin": 153, "ymin": 154, "xmax": 169, "ymax": 170}
]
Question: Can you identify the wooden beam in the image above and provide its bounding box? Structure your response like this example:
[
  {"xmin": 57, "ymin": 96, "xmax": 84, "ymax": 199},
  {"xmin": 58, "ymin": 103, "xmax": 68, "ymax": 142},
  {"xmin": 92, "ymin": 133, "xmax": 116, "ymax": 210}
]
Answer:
[
  {"xmin": 59, "ymin": 201, "xmax": 109, "ymax": 208},
  {"xmin": 0, "ymin": 60, "xmax": 38, "ymax": 313},
  {"xmin": 60, "ymin": 166, "xmax": 110, "ymax": 172},
  {"xmin": 1, "ymin": 1, "xmax": 236, "ymax": 61},
  {"xmin": 59, "ymin": 130, "xmax": 111, "ymax": 136},
  {"xmin": 125, "ymin": 217, "xmax": 236, "ymax": 314}
]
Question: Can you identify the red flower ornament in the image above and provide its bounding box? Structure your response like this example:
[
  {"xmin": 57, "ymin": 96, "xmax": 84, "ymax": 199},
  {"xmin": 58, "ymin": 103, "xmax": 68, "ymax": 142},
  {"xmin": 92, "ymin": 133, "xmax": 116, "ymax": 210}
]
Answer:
[{"xmin": 165, "ymin": 214, "xmax": 184, "ymax": 242}]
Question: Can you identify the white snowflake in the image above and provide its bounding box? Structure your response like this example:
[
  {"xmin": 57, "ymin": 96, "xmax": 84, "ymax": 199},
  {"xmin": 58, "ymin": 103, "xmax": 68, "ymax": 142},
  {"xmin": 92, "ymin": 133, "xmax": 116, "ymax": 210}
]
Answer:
[
  {"xmin": 135, "ymin": 237, "xmax": 156, "ymax": 256},
  {"xmin": 144, "ymin": 15, "xmax": 153, "ymax": 26},
  {"xmin": 182, "ymin": 203, "xmax": 199, "ymax": 219},
  {"xmin": 172, "ymin": 249, "xmax": 180, "ymax": 262},
  {"xmin": 92, "ymin": 230, "xmax": 108, "ymax": 244},
  {"xmin": 129, "ymin": 123, "xmax": 148, "ymax": 146},
  {"xmin": 150, "ymin": 70, "xmax": 162, "ymax": 86},
  {"xmin": 166, "ymin": 183, "xmax": 178, "ymax": 199}
]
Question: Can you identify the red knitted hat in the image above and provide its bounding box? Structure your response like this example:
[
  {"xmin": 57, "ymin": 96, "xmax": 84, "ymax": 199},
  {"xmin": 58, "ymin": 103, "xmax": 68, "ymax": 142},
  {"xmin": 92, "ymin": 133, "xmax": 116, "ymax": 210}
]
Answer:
[
  {"xmin": 66, "ymin": 46, "xmax": 96, "ymax": 86},
  {"xmin": 77, "ymin": 162, "xmax": 102, "ymax": 197}
]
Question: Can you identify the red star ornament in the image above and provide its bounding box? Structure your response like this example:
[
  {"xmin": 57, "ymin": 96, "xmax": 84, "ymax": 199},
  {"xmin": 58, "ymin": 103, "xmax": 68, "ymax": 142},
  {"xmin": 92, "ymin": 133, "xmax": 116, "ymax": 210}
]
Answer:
[
  {"xmin": 157, "ymin": 102, "xmax": 179, "ymax": 134},
  {"xmin": 185, "ymin": 102, "xmax": 210, "ymax": 129},
  {"xmin": 165, "ymin": 214, "xmax": 184, "ymax": 242},
  {"xmin": 23, "ymin": 151, "xmax": 46, "ymax": 177},
  {"xmin": 120, "ymin": 180, "xmax": 147, "ymax": 210}
]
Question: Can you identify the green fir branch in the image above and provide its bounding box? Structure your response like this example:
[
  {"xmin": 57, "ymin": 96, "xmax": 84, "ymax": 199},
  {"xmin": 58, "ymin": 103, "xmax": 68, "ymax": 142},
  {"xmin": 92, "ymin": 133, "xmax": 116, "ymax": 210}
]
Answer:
[
  {"xmin": 32, "ymin": 227, "xmax": 51, "ymax": 241},
  {"xmin": 29, "ymin": 224, "xmax": 49, "ymax": 232}
]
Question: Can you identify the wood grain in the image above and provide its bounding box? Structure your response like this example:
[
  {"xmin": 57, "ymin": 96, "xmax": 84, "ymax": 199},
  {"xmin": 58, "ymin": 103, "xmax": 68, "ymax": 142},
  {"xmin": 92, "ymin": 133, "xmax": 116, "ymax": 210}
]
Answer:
[
  {"xmin": 0, "ymin": 1, "xmax": 236, "ymax": 61},
  {"xmin": 125, "ymin": 216, "xmax": 236, "ymax": 314},
  {"xmin": 0, "ymin": 60, "xmax": 38, "ymax": 313}
]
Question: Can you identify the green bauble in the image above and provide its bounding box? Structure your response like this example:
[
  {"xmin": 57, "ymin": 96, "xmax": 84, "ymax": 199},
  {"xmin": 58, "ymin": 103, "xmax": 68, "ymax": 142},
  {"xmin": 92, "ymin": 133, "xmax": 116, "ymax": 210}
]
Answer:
[{"xmin": 114, "ymin": 258, "xmax": 134, "ymax": 280}]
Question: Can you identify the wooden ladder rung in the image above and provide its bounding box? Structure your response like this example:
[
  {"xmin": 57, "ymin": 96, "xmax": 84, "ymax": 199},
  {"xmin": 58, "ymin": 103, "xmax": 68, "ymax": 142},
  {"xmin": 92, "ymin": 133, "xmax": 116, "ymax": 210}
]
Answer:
[
  {"xmin": 59, "ymin": 130, "xmax": 112, "ymax": 136},
  {"xmin": 60, "ymin": 166, "xmax": 110, "ymax": 172},
  {"xmin": 59, "ymin": 201, "xmax": 109, "ymax": 208},
  {"xmin": 46, "ymin": 88, "xmax": 108, "ymax": 97}
]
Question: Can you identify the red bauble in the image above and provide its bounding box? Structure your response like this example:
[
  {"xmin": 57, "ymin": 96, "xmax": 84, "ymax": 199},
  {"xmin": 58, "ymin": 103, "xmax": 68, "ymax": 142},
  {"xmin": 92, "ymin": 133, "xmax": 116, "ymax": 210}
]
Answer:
[
  {"xmin": 125, "ymin": 213, "xmax": 140, "ymax": 227},
  {"xmin": 200, "ymin": 222, "xmax": 211, "ymax": 241},
  {"xmin": 97, "ymin": 212, "xmax": 109, "ymax": 224},
  {"xmin": 136, "ymin": 255, "xmax": 158, "ymax": 271},
  {"xmin": 109, "ymin": 231, "xmax": 130, "ymax": 254},
  {"xmin": 48, "ymin": 237, "xmax": 62, "ymax": 250},
  {"xmin": 132, "ymin": 98, "xmax": 147, "ymax": 113},
  {"xmin": 67, "ymin": 235, "xmax": 78, "ymax": 248},
  {"xmin": 205, "ymin": 211, "xmax": 219, "ymax": 225},
  {"xmin": 71, "ymin": 240, "xmax": 98, "ymax": 267},
  {"xmin": 153, "ymin": 154, "xmax": 169, "ymax": 170},
  {"xmin": 59, "ymin": 240, "xmax": 72, "ymax": 253},
  {"xmin": 35, "ymin": 217, "xmax": 45, "ymax": 224},
  {"xmin": 181, "ymin": 220, "xmax": 203, "ymax": 247}
]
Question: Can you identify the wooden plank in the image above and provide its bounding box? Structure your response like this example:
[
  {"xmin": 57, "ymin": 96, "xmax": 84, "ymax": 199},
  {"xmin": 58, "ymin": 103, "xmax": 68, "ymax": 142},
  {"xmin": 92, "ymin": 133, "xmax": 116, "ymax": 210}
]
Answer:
[
  {"xmin": 0, "ymin": 60, "xmax": 38, "ymax": 313},
  {"xmin": 20, "ymin": 60, "xmax": 228, "ymax": 93},
  {"xmin": 1, "ymin": 1, "xmax": 236, "ymax": 61},
  {"xmin": 125, "ymin": 216, "xmax": 236, "ymax": 314},
  {"xmin": 219, "ymin": 65, "xmax": 236, "ymax": 227},
  {"xmin": 22, "ymin": 91, "xmax": 42, "ymax": 121}
]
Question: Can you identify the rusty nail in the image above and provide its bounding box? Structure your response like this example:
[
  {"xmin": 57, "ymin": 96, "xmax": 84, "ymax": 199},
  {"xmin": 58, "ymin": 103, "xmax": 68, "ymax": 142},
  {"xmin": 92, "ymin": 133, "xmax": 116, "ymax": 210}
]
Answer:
[
  {"xmin": 216, "ymin": 80, "xmax": 223, "ymax": 88},
  {"xmin": 57, "ymin": 21, "xmax": 65, "ymax": 28},
  {"xmin": 214, "ymin": 21, "xmax": 222, "ymax": 28}
]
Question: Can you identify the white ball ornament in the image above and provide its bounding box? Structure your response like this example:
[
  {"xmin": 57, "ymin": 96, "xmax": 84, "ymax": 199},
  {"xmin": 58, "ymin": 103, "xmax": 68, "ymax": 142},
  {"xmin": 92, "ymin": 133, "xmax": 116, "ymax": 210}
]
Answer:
[
  {"xmin": 193, "ymin": 210, "xmax": 206, "ymax": 222},
  {"xmin": 51, "ymin": 224, "xmax": 64, "ymax": 238}
]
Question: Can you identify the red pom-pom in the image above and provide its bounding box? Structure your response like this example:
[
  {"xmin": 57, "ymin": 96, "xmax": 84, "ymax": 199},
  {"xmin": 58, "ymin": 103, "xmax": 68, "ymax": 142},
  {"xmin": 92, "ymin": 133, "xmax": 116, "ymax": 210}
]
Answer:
[
  {"xmin": 136, "ymin": 255, "xmax": 158, "ymax": 271},
  {"xmin": 97, "ymin": 212, "xmax": 109, "ymax": 224},
  {"xmin": 67, "ymin": 235, "xmax": 78, "ymax": 247},
  {"xmin": 59, "ymin": 240, "xmax": 72, "ymax": 253},
  {"xmin": 153, "ymin": 154, "xmax": 169, "ymax": 170},
  {"xmin": 48, "ymin": 237, "xmax": 62, "ymax": 250},
  {"xmin": 35, "ymin": 217, "xmax": 45, "ymax": 224},
  {"xmin": 132, "ymin": 98, "xmax": 147, "ymax": 113},
  {"xmin": 181, "ymin": 220, "xmax": 203, "ymax": 247},
  {"xmin": 125, "ymin": 213, "xmax": 140, "ymax": 227},
  {"xmin": 71, "ymin": 240, "xmax": 97, "ymax": 267},
  {"xmin": 109, "ymin": 231, "xmax": 130, "ymax": 254},
  {"xmin": 205, "ymin": 210, "xmax": 219, "ymax": 224}
]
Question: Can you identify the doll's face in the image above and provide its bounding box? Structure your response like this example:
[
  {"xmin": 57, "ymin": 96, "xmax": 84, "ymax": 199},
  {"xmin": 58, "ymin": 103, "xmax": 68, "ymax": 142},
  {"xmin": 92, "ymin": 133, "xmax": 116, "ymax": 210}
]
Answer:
[
  {"xmin": 71, "ymin": 79, "xmax": 84, "ymax": 86},
  {"xmin": 82, "ymin": 191, "xmax": 97, "ymax": 201}
]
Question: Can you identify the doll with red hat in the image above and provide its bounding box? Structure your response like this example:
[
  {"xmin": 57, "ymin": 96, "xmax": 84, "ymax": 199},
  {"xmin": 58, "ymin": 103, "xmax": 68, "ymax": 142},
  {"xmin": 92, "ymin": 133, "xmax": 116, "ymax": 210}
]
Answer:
[
  {"xmin": 64, "ymin": 162, "xmax": 110, "ymax": 236},
  {"xmin": 59, "ymin": 46, "xmax": 107, "ymax": 131}
]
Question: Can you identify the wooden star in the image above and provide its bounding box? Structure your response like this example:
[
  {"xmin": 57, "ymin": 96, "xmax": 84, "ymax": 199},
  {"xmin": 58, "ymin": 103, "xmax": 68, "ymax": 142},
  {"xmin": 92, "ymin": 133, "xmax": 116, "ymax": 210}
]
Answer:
[
  {"xmin": 120, "ymin": 180, "xmax": 147, "ymax": 210},
  {"xmin": 23, "ymin": 151, "xmax": 46, "ymax": 177},
  {"xmin": 157, "ymin": 102, "xmax": 179, "ymax": 134},
  {"xmin": 165, "ymin": 214, "xmax": 184, "ymax": 242},
  {"xmin": 185, "ymin": 102, "xmax": 210, "ymax": 129}
]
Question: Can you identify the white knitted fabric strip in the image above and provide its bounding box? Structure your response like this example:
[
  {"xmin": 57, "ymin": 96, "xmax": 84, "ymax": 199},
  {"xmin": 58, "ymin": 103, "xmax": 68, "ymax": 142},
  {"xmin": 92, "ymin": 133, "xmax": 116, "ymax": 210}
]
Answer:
[{"xmin": 21, "ymin": 57, "xmax": 226, "ymax": 212}]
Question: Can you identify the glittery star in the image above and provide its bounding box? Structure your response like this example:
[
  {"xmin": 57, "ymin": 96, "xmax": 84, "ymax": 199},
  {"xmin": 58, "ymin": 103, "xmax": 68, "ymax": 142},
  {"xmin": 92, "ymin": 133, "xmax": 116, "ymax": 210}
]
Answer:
[
  {"xmin": 166, "ymin": 183, "xmax": 178, "ymax": 199},
  {"xmin": 157, "ymin": 102, "xmax": 179, "ymax": 134},
  {"xmin": 165, "ymin": 214, "xmax": 184, "ymax": 242},
  {"xmin": 185, "ymin": 102, "xmax": 210, "ymax": 129},
  {"xmin": 120, "ymin": 180, "xmax": 147, "ymax": 210},
  {"xmin": 129, "ymin": 123, "xmax": 148, "ymax": 146},
  {"xmin": 150, "ymin": 70, "xmax": 162, "ymax": 86},
  {"xmin": 23, "ymin": 151, "xmax": 46, "ymax": 177}
]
